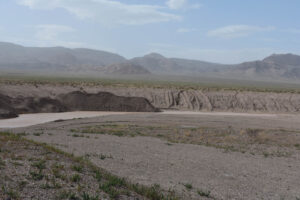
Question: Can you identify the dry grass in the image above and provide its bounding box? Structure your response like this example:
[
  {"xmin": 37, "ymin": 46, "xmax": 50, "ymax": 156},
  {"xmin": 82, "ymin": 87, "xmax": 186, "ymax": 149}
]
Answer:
[
  {"xmin": 1, "ymin": 74, "xmax": 300, "ymax": 93},
  {"xmin": 72, "ymin": 123, "xmax": 300, "ymax": 157}
]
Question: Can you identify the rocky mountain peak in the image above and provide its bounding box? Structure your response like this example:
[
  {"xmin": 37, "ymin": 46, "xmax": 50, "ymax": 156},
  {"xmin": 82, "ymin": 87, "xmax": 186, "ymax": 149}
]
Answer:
[{"xmin": 144, "ymin": 53, "xmax": 166, "ymax": 59}]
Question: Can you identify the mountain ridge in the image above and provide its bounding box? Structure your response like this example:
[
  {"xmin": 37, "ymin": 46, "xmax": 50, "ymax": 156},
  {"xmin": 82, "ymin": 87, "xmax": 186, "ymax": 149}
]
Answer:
[{"xmin": 1, "ymin": 42, "xmax": 300, "ymax": 79}]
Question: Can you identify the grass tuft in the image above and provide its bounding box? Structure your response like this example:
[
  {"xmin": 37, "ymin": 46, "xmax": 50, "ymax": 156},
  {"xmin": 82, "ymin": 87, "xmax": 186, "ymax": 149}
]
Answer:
[
  {"xmin": 72, "ymin": 164, "xmax": 84, "ymax": 173},
  {"xmin": 197, "ymin": 189, "xmax": 211, "ymax": 198},
  {"xmin": 71, "ymin": 174, "xmax": 81, "ymax": 183},
  {"xmin": 183, "ymin": 183, "xmax": 193, "ymax": 190}
]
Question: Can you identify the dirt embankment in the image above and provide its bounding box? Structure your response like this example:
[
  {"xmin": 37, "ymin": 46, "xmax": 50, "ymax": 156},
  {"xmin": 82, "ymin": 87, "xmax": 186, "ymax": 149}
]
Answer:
[
  {"xmin": 1, "ymin": 83, "xmax": 300, "ymax": 113},
  {"xmin": 0, "ymin": 91, "xmax": 159, "ymax": 119},
  {"xmin": 58, "ymin": 91, "xmax": 159, "ymax": 112},
  {"xmin": 0, "ymin": 94, "xmax": 18, "ymax": 119}
]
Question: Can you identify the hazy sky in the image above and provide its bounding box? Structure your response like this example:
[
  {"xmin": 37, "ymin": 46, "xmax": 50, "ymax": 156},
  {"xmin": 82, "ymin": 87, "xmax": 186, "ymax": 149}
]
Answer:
[{"xmin": 1, "ymin": 0, "xmax": 300, "ymax": 63}]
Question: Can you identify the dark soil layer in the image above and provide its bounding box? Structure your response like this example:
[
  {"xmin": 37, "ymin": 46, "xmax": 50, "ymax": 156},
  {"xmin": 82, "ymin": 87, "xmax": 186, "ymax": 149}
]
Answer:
[
  {"xmin": 0, "ymin": 94, "xmax": 18, "ymax": 119},
  {"xmin": 58, "ymin": 91, "xmax": 159, "ymax": 112},
  {"xmin": 0, "ymin": 91, "xmax": 159, "ymax": 119}
]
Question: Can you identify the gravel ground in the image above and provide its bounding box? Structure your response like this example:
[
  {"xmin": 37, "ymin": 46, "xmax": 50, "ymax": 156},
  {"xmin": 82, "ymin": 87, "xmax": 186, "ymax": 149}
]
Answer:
[
  {"xmin": 6, "ymin": 112, "xmax": 300, "ymax": 200},
  {"xmin": 0, "ymin": 133, "xmax": 153, "ymax": 200}
]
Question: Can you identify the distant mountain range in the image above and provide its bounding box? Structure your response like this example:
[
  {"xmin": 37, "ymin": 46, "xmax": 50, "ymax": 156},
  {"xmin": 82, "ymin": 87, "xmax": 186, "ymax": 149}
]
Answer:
[
  {"xmin": 0, "ymin": 42, "xmax": 125, "ymax": 72},
  {"xmin": 225, "ymin": 54, "xmax": 300, "ymax": 79},
  {"xmin": 1, "ymin": 42, "xmax": 300, "ymax": 80}
]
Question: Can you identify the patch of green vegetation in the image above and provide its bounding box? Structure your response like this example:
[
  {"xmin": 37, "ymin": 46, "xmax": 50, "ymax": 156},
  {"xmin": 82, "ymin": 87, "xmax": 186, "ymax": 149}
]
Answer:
[
  {"xmin": 40, "ymin": 180, "xmax": 61, "ymax": 190},
  {"xmin": 18, "ymin": 181, "xmax": 28, "ymax": 190},
  {"xmin": 197, "ymin": 189, "xmax": 211, "ymax": 198},
  {"xmin": 0, "ymin": 157, "xmax": 5, "ymax": 167},
  {"xmin": 31, "ymin": 159, "xmax": 46, "ymax": 170},
  {"xmin": 99, "ymin": 154, "xmax": 113, "ymax": 160},
  {"xmin": 75, "ymin": 124, "xmax": 298, "ymax": 157},
  {"xmin": 99, "ymin": 183, "xmax": 120, "ymax": 198},
  {"xmin": 74, "ymin": 124, "xmax": 155, "ymax": 138},
  {"xmin": 56, "ymin": 190, "xmax": 98, "ymax": 200},
  {"xmin": 263, "ymin": 152, "xmax": 270, "ymax": 158},
  {"xmin": 33, "ymin": 132, "xmax": 44, "ymax": 136},
  {"xmin": 29, "ymin": 170, "xmax": 44, "ymax": 181},
  {"xmin": 144, "ymin": 184, "xmax": 167, "ymax": 200},
  {"xmin": 183, "ymin": 183, "xmax": 193, "ymax": 190},
  {"xmin": 3, "ymin": 187, "xmax": 20, "ymax": 199},
  {"xmin": 16, "ymin": 132, "xmax": 28, "ymax": 136},
  {"xmin": 72, "ymin": 134, "xmax": 85, "ymax": 137},
  {"xmin": 11, "ymin": 155, "xmax": 24, "ymax": 161},
  {"xmin": 99, "ymin": 175, "xmax": 126, "ymax": 198},
  {"xmin": 72, "ymin": 164, "xmax": 84, "ymax": 173},
  {"xmin": 2, "ymin": 73, "xmax": 300, "ymax": 94},
  {"xmin": 71, "ymin": 174, "xmax": 81, "ymax": 183},
  {"xmin": 40, "ymin": 182, "xmax": 52, "ymax": 189},
  {"xmin": 10, "ymin": 161, "xmax": 24, "ymax": 166},
  {"xmin": 132, "ymin": 184, "xmax": 178, "ymax": 200},
  {"xmin": 51, "ymin": 166, "xmax": 67, "ymax": 180},
  {"xmin": 261, "ymin": 150, "xmax": 292, "ymax": 158},
  {"xmin": 81, "ymin": 192, "xmax": 99, "ymax": 200},
  {"xmin": 57, "ymin": 190, "xmax": 80, "ymax": 200},
  {"xmin": 51, "ymin": 179, "xmax": 62, "ymax": 189},
  {"xmin": 52, "ymin": 163, "xmax": 65, "ymax": 170}
]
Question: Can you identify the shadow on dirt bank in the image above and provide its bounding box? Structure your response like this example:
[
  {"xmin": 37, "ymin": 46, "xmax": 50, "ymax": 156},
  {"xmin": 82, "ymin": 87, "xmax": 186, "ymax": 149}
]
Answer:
[{"xmin": 0, "ymin": 91, "xmax": 160, "ymax": 119}]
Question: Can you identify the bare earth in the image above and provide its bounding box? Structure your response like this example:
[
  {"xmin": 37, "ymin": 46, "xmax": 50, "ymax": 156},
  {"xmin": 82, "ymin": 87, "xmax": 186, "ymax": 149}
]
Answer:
[
  {"xmin": 0, "ymin": 111, "xmax": 127, "ymax": 128},
  {"xmin": 4, "ymin": 112, "xmax": 300, "ymax": 200},
  {"xmin": 3, "ymin": 83, "xmax": 300, "ymax": 113}
]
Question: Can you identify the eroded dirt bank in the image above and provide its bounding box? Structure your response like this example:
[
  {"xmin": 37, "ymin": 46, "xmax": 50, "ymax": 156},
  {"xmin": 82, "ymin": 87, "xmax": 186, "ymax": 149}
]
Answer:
[
  {"xmin": 1, "ymin": 83, "xmax": 300, "ymax": 113},
  {"xmin": 0, "ymin": 90, "xmax": 158, "ymax": 119}
]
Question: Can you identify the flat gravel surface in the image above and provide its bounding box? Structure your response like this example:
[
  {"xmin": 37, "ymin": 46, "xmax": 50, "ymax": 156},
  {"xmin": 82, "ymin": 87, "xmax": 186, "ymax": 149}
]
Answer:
[{"xmin": 7, "ymin": 112, "xmax": 300, "ymax": 200}]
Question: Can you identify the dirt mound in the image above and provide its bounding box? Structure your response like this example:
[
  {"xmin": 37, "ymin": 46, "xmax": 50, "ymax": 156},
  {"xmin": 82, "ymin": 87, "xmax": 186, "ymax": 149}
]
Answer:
[
  {"xmin": 0, "ymin": 109, "xmax": 18, "ymax": 119},
  {"xmin": 0, "ymin": 94, "xmax": 67, "ymax": 118},
  {"xmin": 12, "ymin": 97, "xmax": 67, "ymax": 114},
  {"xmin": 58, "ymin": 91, "xmax": 159, "ymax": 112},
  {"xmin": 0, "ymin": 91, "xmax": 159, "ymax": 119},
  {"xmin": 0, "ymin": 94, "xmax": 18, "ymax": 119}
]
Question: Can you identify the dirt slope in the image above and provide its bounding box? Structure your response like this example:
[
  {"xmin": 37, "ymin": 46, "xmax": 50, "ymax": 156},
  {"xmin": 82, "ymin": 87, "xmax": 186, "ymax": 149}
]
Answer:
[
  {"xmin": 0, "ymin": 90, "xmax": 159, "ymax": 119},
  {"xmin": 58, "ymin": 91, "xmax": 159, "ymax": 112},
  {"xmin": 1, "ymin": 83, "xmax": 300, "ymax": 113},
  {"xmin": 83, "ymin": 88, "xmax": 300, "ymax": 113},
  {"xmin": 0, "ymin": 94, "xmax": 18, "ymax": 119}
]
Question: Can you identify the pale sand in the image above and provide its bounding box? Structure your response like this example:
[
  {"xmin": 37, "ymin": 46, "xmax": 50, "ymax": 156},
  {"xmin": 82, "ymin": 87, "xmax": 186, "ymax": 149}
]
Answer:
[
  {"xmin": 0, "ymin": 110, "xmax": 292, "ymax": 129},
  {"xmin": 162, "ymin": 110, "xmax": 278, "ymax": 117},
  {"xmin": 0, "ymin": 111, "xmax": 127, "ymax": 128}
]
